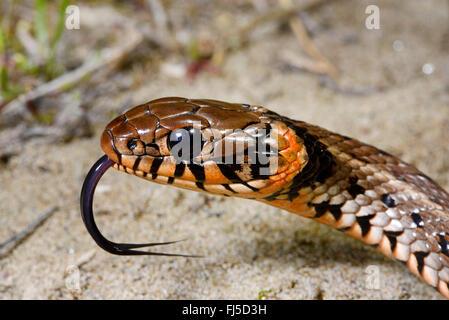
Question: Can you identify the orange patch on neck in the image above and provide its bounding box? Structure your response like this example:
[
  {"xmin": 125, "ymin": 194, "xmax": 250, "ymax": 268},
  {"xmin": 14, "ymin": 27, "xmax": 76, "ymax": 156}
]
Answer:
[{"xmin": 269, "ymin": 126, "xmax": 308, "ymax": 184}]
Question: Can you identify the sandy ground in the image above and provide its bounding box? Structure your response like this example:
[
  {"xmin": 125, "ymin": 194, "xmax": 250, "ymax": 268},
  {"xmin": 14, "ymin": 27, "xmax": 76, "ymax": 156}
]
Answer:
[{"xmin": 1, "ymin": 0, "xmax": 449, "ymax": 299}]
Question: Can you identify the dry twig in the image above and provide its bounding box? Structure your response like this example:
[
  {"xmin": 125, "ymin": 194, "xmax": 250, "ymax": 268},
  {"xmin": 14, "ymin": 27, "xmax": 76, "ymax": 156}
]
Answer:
[
  {"xmin": 0, "ymin": 206, "xmax": 58, "ymax": 258},
  {"xmin": 1, "ymin": 25, "xmax": 143, "ymax": 124},
  {"xmin": 278, "ymin": 0, "xmax": 338, "ymax": 81},
  {"xmin": 277, "ymin": 0, "xmax": 380, "ymax": 95}
]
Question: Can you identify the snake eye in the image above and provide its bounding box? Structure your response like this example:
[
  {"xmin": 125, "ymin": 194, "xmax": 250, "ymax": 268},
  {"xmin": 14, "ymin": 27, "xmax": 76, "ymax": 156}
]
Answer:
[
  {"xmin": 168, "ymin": 130, "xmax": 184, "ymax": 150},
  {"xmin": 168, "ymin": 127, "xmax": 204, "ymax": 160},
  {"xmin": 127, "ymin": 139, "xmax": 138, "ymax": 151}
]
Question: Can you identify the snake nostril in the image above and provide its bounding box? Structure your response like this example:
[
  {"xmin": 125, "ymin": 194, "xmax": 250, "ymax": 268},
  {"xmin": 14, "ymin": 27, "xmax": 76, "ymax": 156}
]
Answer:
[{"xmin": 127, "ymin": 139, "xmax": 138, "ymax": 151}]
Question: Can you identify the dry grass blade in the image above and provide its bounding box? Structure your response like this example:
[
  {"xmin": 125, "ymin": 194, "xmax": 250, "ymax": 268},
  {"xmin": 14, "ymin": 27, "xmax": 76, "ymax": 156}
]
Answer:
[{"xmin": 221, "ymin": 0, "xmax": 330, "ymax": 54}]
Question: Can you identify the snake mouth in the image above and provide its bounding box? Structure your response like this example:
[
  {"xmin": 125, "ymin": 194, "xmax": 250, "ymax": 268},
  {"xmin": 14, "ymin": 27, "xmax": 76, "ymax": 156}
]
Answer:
[
  {"xmin": 100, "ymin": 130, "xmax": 278, "ymax": 197},
  {"xmin": 100, "ymin": 127, "xmax": 306, "ymax": 199}
]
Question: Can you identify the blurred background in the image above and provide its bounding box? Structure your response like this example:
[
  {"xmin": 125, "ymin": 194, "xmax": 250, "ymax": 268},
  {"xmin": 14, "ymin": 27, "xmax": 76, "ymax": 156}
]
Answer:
[{"xmin": 0, "ymin": 0, "xmax": 448, "ymax": 299}]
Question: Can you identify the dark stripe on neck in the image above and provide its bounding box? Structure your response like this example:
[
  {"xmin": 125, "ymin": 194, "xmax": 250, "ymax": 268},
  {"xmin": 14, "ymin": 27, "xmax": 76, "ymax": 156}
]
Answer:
[
  {"xmin": 222, "ymin": 184, "xmax": 237, "ymax": 193},
  {"xmin": 242, "ymin": 182, "xmax": 258, "ymax": 192},
  {"xmin": 133, "ymin": 157, "xmax": 141, "ymax": 172},
  {"xmin": 196, "ymin": 182, "xmax": 205, "ymax": 190},
  {"xmin": 174, "ymin": 162, "xmax": 186, "ymax": 177},
  {"xmin": 188, "ymin": 163, "xmax": 206, "ymax": 181},
  {"xmin": 150, "ymin": 157, "xmax": 163, "ymax": 174},
  {"xmin": 284, "ymin": 122, "xmax": 336, "ymax": 201},
  {"xmin": 216, "ymin": 164, "xmax": 243, "ymax": 183}
]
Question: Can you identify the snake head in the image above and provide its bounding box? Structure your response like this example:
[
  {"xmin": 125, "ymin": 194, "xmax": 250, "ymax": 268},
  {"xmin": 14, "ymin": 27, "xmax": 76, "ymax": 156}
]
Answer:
[{"xmin": 101, "ymin": 97, "xmax": 308, "ymax": 199}]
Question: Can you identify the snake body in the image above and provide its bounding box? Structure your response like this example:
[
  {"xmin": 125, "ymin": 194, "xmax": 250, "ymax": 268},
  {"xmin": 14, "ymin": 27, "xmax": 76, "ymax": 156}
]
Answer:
[{"xmin": 100, "ymin": 97, "xmax": 449, "ymax": 298}]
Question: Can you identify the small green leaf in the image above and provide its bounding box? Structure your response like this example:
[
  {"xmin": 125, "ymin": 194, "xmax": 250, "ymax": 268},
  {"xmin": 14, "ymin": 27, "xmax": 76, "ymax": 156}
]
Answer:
[
  {"xmin": 188, "ymin": 40, "xmax": 201, "ymax": 61},
  {"xmin": 1, "ymin": 66, "xmax": 9, "ymax": 91},
  {"xmin": 51, "ymin": 0, "xmax": 69, "ymax": 50},
  {"xmin": 257, "ymin": 289, "xmax": 273, "ymax": 300},
  {"xmin": 0, "ymin": 28, "xmax": 5, "ymax": 52}
]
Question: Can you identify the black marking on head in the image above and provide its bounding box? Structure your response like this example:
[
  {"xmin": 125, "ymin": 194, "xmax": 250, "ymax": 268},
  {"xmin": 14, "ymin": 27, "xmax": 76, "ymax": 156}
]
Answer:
[
  {"xmin": 127, "ymin": 139, "xmax": 138, "ymax": 151},
  {"xmin": 356, "ymin": 214, "xmax": 375, "ymax": 237},
  {"xmin": 242, "ymin": 182, "xmax": 258, "ymax": 192},
  {"xmin": 145, "ymin": 142, "xmax": 160, "ymax": 151},
  {"xmin": 174, "ymin": 162, "xmax": 186, "ymax": 177},
  {"xmin": 381, "ymin": 194, "xmax": 396, "ymax": 208},
  {"xmin": 413, "ymin": 251, "xmax": 429, "ymax": 274},
  {"xmin": 311, "ymin": 201, "xmax": 343, "ymax": 221},
  {"xmin": 195, "ymin": 182, "xmax": 205, "ymax": 190},
  {"xmin": 106, "ymin": 129, "xmax": 122, "ymax": 165},
  {"xmin": 347, "ymin": 177, "xmax": 366, "ymax": 198},
  {"xmin": 222, "ymin": 184, "xmax": 237, "ymax": 193},
  {"xmin": 315, "ymin": 145, "xmax": 335, "ymax": 184},
  {"xmin": 338, "ymin": 226, "xmax": 351, "ymax": 232},
  {"xmin": 150, "ymin": 157, "xmax": 163, "ymax": 174},
  {"xmin": 265, "ymin": 122, "xmax": 272, "ymax": 133},
  {"xmin": 133, "ymin": 157, "xmax": 141, "ymax": 172},
  {"xmin": 248, "ymin": 164, "xmax": 268, "ymax": 180},
  {"xmin": 383, "ymin": 230, "xmax": 403, "ymax": 252},
  {"xmin": 216, "ymin": 164, "xmax": 244, "ymax": 183},
  {"xmin": 285, "ymin": 123, "xmax": 336, "ymax": 201},
  {"xmin": 438, "ymin": 235, "xmax": 449, "ymax": 258},
  {"xmin": 188, "ymin": 163, "xmax": 206, "ymax": 182},
  {"xmin": 167, "ymin": 177, "xmax": 174, "ymax": 184},
  {"xmin": 411, "ymin": 212, "xmax": 424, "ymax": 228}
]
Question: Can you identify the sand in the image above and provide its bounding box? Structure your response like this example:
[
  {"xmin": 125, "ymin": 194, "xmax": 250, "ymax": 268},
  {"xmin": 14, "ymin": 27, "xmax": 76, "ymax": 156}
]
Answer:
[{"xmin": 1, "ymin": 0, "xmax": 448, "ymax": 299}]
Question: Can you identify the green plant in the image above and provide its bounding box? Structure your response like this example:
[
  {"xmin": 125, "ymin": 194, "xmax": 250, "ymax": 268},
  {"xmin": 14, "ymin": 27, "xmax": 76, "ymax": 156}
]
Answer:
[
  {"xmin": 0, "ymin": 0, "xmax": 70, "ymax": 107},
  {"xmin": 35, "ymin": 0, "xmax": 70, "ymax": 79}
]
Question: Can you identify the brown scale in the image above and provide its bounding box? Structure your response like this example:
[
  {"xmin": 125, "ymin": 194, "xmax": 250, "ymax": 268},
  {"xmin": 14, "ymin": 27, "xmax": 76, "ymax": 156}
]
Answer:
[{"xmin": 101, "ymin": 97, "xmax": 449, "ymax": 299}]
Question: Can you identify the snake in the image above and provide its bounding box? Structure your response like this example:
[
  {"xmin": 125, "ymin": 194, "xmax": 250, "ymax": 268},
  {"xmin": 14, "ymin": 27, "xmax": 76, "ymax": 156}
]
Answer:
[{"xmin": 81, "ymin": 96, "xmax": 449, "ymax": 298}]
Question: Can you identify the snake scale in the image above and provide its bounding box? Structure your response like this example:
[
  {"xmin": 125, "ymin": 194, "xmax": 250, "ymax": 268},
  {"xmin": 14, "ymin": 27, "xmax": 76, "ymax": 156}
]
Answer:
[{"xmin": 91, "ymin": 96, "xmax": 449, "ymax": 298}]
